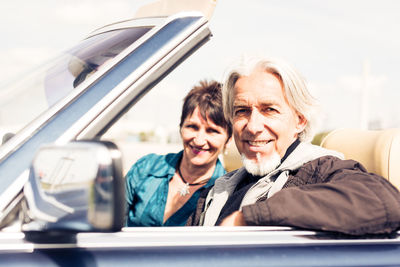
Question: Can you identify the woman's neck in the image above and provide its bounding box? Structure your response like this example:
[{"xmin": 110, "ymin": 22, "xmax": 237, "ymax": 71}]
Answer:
[{"xmin": 179, "ymin": 156, "xmax": 217, "ymax": 184}]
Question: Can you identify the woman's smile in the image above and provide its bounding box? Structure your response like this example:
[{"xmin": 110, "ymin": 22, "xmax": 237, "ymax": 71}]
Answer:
[{"xmin": 180, "ymin": 107, "xmax": 228, "ymax": 167}]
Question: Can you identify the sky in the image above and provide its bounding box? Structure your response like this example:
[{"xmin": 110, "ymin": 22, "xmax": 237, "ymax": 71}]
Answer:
[{"xmin": 0, "ymin": 0, "xmax": 399, "ymax": 133}]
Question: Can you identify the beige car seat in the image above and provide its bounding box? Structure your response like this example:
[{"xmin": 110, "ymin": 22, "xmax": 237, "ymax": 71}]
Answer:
[
  {"xmin": 321, "ymin": 128, "xmax": 400, "ymax": 189},
  {"xmin": 222, "ymin": 139, "xmax": 242, "ymax": 172}
]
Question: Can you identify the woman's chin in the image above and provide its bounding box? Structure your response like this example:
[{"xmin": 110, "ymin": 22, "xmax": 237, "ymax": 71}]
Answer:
[{"xmin": 189, "ymin": 159, "xmax": 209, "ymax": 167}]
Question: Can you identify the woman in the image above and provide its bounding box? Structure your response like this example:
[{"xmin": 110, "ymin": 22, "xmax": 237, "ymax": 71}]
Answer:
[{"xmin": 125, "ymin": 80, "xmax": 232, "ymax": 226}]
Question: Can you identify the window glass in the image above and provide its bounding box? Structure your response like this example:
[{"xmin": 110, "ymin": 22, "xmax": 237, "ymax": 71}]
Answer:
[
  {"xmin": 0, "ymin": 27, "xmax": 151, "ymax": 146},
  {"xmin": 101, "ymin": 79, "xmax": 184, "ymax": 175}
]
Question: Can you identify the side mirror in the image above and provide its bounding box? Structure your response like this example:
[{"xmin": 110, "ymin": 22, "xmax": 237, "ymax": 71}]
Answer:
[{"xmin": 22, "ymin": 141, "xmax": 125, "ymax": 234}]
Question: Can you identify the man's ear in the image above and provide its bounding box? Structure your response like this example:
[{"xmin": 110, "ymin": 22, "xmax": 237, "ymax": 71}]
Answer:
[{"xmin": 295, "ymin": 113, "xmax": 307, "ymax": 133}]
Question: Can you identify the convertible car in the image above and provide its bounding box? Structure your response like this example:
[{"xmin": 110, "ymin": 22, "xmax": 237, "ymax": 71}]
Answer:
[{"xmin": 0, "ymin": 1, "xmax": 400, "ymax": 266}]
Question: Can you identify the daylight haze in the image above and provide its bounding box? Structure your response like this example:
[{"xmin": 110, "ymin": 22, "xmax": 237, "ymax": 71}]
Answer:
[{"xmin": 1, "ymin": 0, "xmax": 399, "ymax": 134}]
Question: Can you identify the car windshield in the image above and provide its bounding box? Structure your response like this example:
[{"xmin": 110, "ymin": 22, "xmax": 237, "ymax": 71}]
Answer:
[{"xmin": 0, "ymin": 26, "xmax": 151, "ymax": 146}]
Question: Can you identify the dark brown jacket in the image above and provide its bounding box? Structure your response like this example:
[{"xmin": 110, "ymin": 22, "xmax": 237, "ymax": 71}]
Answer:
[{"xmin": 188, "ymin": 156, "xmax": 400, "ymax": 235}]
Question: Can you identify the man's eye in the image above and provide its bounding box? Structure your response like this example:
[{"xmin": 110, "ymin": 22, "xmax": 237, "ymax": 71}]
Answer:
[
  {"xmin": 234, "ymin": 109, "xmax": 248, "ymax": 116},
  {"xmin": 262, "ymin": 107, "xmax": 276, "ymax": 113}
]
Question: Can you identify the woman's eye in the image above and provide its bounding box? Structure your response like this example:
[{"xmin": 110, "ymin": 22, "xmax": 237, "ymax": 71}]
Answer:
[
  {"xmin": 185, "ymin": 124, "xmax": 198, "ymax": 130},
  {"xmin": 207, "ymin": 128, "xmax": 220, "ymax": 134}
]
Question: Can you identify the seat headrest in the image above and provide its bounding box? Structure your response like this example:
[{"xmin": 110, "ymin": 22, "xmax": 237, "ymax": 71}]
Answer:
[
  {"xmin": 321, "ymin": 128, "xmax": 400, "ymax": 189},
  {"xmin": 222, "ymin": 139, "xmax": 242, "ymax": 172}
]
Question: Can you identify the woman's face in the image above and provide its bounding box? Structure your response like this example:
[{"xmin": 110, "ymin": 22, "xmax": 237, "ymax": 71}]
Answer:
[{"xmin": 180, "ymin": 107, "xmax": 229, "ymax": 168}]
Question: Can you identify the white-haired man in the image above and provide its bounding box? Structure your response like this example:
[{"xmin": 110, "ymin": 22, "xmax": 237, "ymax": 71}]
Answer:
[{"xmin": 187, "ymin": 57, "xmax": 400, "ymax": 235}]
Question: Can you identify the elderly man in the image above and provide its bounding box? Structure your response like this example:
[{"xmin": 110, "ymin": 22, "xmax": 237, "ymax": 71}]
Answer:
[{"xmin": 187, "ymin": 57, "xmax": 400, "ymax": 235}]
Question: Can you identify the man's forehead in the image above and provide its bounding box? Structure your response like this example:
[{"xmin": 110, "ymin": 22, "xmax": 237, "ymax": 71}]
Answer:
[
  {"xmin": 233, "ymin": 96, "xmax": 279, "ymax": 107},
  {"xmin": 232, "ymin": 72, "xmax": 286, "ymax": 106},
  {"xmin": 233, "ymin": 86, "xmax": 282, "ymax": 106}
]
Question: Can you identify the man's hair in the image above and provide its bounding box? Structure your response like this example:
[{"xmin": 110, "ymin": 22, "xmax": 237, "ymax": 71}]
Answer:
[
  {"xmin": 180, "ymin": 80, "xmax": 232, "ymax": 140},
  {"xmin": 222, "ymin": 57, "xmax": 319, "ymax": 142}
]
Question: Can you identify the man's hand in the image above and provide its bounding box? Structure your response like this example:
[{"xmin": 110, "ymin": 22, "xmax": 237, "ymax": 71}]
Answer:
[{"xmin": 219, "ymin": 211, "xmax": 247, "ymax": 226}]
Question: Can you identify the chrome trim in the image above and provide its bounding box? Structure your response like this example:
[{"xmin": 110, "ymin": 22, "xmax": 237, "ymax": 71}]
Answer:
[
  {"xmin": 75, "ymin": 228, "xmax": 400, "ymax": 248},
  {"xmin": 0, "ymin": 228, "xmax": 399, "ymax": 251},
  {"xmin": 86, "ymin": 17, "xmax": 166, "ymax": 38},
  {"xmin": 0, "ymin": 171, "xmax": 28, "ymax": 213},
  {"xmin": 87, "ymin": 12, "xmax": 205, "ymax": 38}
]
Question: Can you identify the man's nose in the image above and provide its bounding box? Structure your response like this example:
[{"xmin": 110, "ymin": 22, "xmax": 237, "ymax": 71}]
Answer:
[{"xmin": 246, "ymin": 109, "xmax": 264, "ymax": 134}]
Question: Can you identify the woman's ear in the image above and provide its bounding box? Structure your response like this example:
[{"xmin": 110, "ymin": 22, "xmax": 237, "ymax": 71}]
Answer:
[
  {"xmin": 223, "ymin": 136, "xmax": 234, "ymax": 155},
  {"xmin": 225, "ymin": 135, "xmax": 232, "ymax": 145}
]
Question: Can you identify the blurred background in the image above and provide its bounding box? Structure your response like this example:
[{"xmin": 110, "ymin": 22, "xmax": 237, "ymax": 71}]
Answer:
[{"xmin": 0, "ymin": 0, "xmax": 399, "ymax": 163}]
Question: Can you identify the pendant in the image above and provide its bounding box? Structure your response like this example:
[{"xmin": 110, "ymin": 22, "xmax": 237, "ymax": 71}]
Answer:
[{"xmin": 179, "ymin": 183, "xmax": 190, "ymax": 196}]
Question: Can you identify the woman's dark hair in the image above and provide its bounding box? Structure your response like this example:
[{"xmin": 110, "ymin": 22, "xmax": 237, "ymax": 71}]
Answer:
[{"xmin": 179, "ymin": 80, "xmax": 232, "ymax": 140}]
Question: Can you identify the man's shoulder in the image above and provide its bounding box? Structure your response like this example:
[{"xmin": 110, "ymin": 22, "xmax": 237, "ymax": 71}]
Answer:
[
  {"xmin": 302, "ymin": 155, "xmax": 365, "ymax": 172},
  {"xmin": 287, "ymin": 155, "xmax": 368, "ymax": 187}
]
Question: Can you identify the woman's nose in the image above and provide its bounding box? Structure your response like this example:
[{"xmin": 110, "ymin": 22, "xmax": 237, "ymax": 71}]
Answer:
[
  {"xmin": 193, "ymin": 131, "xmax": 206, "ymax": 145},
  {"xmin": 246, "ymin": 109, "xmax": 264, "ymax": 134}
]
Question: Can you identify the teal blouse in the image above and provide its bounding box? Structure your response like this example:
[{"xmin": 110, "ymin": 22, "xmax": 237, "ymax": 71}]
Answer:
[{"xmin": 125, "ymin": 150, "xmax": 226, "ymax": 226}]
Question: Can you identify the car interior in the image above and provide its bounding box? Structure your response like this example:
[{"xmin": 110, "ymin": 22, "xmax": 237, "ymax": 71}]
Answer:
[{"xmin": 321, "ymin": 128, "xmax": 400, "ymax": 189}]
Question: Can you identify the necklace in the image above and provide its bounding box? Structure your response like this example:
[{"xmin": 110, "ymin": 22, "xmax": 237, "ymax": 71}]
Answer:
[{"xmin": 177, "ymin": 166, "xmax": 210, "ymax": 196}]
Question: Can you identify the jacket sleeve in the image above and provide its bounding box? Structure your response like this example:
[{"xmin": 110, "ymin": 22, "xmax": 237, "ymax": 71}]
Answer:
[{"xmin": 241, "ymin": 156, "xmax": 400, "ymax": 235}]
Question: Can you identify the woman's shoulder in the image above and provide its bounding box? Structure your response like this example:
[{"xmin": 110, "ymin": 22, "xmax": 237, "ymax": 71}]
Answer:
[
  {"xmin": 214, "ymin": 157, "xmax": 228, "ymax": 176},
  {"xmin": 137, "ymin": 153, "xmax": 164, "ymax": 164},
  {"xmin": 143, "ymin": 151, "xmax": 182, "ymax": 168},
  {"xmin": 126, "ymin": 151, "xmax": 182, "ymax": 178}
]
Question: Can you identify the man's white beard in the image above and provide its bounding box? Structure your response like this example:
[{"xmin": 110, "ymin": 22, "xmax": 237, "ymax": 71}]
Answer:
[{"xmin": 241, "ymin": 151, "xmax": 281, "ymax": 176}]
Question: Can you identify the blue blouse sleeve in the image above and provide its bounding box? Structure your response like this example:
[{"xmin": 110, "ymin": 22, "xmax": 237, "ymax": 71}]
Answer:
[{"xmin": 125, "ymin": 154, "xmax": 157, "ymax": 207}]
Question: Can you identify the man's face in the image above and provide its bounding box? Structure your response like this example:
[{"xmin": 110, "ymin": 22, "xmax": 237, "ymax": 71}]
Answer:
[{"xmin": 232, "ymin": 69, "xmax": 306, "ymax": 164}]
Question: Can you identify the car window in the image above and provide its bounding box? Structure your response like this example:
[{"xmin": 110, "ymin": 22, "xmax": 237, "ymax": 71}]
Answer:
[
  {"xmin": 101, "ymin": 76, "xmax": 184, "ymax": 175},
  {"xmin": 0, "ymin": 27, "xmax": 151, "ymax": 146}
]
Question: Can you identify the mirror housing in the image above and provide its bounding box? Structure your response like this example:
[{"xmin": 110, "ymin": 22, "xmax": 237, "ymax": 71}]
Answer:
[{"xmin": 22, "ymin": 141, "xmax": 125, "ymax": 233}]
